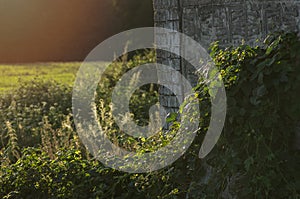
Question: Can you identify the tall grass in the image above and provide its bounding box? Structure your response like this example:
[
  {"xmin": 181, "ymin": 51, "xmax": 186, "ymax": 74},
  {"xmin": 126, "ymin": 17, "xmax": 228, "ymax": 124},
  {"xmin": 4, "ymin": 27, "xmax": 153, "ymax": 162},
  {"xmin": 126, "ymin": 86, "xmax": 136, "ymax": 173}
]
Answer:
[{"xmin": 0, "ymin": 51, "xmax": 158, "ymax": 163}]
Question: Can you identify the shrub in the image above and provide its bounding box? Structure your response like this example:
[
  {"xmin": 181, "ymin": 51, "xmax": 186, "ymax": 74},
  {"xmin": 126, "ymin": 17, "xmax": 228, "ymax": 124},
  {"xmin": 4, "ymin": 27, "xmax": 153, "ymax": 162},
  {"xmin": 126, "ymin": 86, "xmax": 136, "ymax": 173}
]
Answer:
[
  {"xmin": 0, "ymin": 79, "xmax": 73, "ymax": 150},
  {"xmin": 1, "ymin": 33, "xmax": 300, "ymax": 198},
  {"xmin": 189, "ymin": 32, "xmax": 300, "ymax": 198}
]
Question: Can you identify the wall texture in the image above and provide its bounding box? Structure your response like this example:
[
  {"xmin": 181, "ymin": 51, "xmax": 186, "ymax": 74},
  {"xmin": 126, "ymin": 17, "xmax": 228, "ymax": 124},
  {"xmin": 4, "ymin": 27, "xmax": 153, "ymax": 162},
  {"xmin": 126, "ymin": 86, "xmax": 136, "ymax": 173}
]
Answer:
[
  {"xmin": 153, "ymin": 0, "xmax": 300, "ymax": 114},
  {"xmin": 153, "ymin": 1, "xmax": 300, "ymax": 196}
]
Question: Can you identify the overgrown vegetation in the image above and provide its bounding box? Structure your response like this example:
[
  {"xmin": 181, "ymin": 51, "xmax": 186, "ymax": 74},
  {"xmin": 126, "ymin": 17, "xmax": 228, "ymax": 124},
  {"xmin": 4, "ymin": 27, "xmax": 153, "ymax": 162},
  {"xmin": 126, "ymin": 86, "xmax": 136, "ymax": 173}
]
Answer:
[
  {"xmin": 0, "ymin": 33, "xmax": 299, "ymax": 198},
  {"xmin": 192, "ymin": 32, "xmax": 300, "ymax": 198}
]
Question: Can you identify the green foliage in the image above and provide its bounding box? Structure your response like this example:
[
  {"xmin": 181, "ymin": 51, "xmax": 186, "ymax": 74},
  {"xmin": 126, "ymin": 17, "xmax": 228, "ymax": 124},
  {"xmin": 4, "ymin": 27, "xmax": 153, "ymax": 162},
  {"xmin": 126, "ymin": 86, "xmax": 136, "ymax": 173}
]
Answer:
[
  {"xmin": 0, "ymin": 147, "xmax": 183, "ymax": 199},
  {"xmin": 191, "ymin": 32, "xmax": 300, "ymax": 198},
  {"xmin": 0, "ymin": 78, "xmax": 73, "ymax": 150},
  {"xmin": 1, "ymin": 33, "xmax": 300, "ymax": 198},
  {"xmin": 95, "ymin": 51, "xmax": 160, "ymax": 152}
]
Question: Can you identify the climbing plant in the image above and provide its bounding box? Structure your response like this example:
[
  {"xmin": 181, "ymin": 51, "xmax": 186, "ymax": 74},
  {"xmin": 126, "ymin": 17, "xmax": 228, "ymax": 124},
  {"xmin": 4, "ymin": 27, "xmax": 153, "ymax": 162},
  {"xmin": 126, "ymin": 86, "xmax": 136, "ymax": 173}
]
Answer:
[
  {"xmin": 189, "ymin": 32, "xmax": 300, "ymax": 198},
  {"xmin": 0, "ymin": 32, "xmax": 299, "ymax": 198}
]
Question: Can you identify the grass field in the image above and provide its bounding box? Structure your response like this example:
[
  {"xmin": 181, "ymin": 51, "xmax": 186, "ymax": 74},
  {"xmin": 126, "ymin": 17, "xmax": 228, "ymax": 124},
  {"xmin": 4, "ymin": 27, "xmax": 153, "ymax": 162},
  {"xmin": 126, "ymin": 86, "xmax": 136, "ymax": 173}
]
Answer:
[{"xmin": 0, "ymin": 62, "xmax": 81, "ymax": 92}]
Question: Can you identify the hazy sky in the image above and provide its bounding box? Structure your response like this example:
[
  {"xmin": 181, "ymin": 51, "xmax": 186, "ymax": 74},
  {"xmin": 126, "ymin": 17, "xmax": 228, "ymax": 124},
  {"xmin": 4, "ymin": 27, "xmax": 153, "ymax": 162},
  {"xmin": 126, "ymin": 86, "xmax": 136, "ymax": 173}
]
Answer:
[{"xmin": 0, "ymin": 0, "xmax": 153, "ymax": 63}]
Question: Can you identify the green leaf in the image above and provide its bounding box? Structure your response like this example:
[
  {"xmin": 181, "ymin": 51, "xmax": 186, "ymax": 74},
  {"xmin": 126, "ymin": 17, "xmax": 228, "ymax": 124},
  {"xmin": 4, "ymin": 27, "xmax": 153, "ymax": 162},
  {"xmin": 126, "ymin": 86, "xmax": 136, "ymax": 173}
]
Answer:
[
  {"xmin": 256, "ymin": 85, "xmax": 267, "ymax": 97},
  {"xmin": 244, "ymin": 157, "xmax": 254, "ymax": 172},
  {"xmin": 166, "ymin": 112, "xmax": 178, "ymax": 123}
]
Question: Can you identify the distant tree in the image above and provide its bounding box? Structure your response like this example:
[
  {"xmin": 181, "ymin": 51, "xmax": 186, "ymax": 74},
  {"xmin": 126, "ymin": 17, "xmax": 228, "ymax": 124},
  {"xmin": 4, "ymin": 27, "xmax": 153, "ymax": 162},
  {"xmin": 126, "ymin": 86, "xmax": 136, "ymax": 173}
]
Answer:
[{"xmin": 111, "ymin": 0, "xmax": 153, "ymax": 29}]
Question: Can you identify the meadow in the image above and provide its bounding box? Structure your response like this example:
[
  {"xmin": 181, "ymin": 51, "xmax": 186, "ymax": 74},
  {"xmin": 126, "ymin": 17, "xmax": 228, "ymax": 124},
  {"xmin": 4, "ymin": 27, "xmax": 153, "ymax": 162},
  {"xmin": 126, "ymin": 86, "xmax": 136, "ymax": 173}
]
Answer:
[{"xmin": 0, "ymin": 62, "xmax": 80, "ymax": 92}]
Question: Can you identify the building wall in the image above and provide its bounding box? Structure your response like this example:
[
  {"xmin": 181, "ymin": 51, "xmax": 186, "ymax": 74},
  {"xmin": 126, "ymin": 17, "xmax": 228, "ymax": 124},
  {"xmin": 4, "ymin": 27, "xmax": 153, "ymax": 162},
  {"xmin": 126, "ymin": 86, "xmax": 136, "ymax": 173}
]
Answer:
[
  {"xmin": 153, "ymin": 0, "xmax": 300, "ymax": 196},
  {"xmin": 154, "ymin": 0, "xmax": 300, "ymax": 114},
  {"xmin": 153, "ymin": 0, "xmax": 182, "ymax": 115}
]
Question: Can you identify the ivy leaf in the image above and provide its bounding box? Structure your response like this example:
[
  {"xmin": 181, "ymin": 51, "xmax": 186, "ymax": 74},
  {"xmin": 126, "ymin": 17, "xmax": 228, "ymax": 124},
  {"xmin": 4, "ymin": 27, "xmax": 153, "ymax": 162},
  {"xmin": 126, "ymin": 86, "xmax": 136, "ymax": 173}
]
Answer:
[
  {"xmin": 256, "ymin": 85, "xmax": 267, "ymax": 97},
  {"xmin": 244, "ymin": 157, "xmax": 254, "ymax": 172},
  {"xmin": 258, "ymin": 73, "xmax": 264, "ymax": 84},
  {"xmin": 280, "ymin": 72, "xmax": 288, "ymax": 82},
  {"xmin": 239, "ymin": 108, "xmax": 246, "ymax": 116},
  {"xmin": 166, "ymin": 112, "xmax": 178, "ymax": 123},
  {"xmin": 250, "ymin": 96, "xmax": 261, "ymax": 105}
]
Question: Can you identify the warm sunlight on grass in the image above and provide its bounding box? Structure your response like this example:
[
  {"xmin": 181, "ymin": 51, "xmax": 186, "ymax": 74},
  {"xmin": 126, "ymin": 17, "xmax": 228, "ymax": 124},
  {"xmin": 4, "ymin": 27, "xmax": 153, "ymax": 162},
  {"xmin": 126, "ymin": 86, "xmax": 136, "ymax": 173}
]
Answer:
[{"xmin": 0, "ymin": 62, "xmax": 81, "ymax": 92}]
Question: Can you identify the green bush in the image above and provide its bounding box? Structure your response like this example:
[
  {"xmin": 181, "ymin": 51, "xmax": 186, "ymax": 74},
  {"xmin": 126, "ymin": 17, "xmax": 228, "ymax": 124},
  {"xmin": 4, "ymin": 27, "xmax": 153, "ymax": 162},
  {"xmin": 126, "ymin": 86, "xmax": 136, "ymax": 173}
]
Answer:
[
  {"xmin": 0, "ymin": 51, "xmax": 158, "ymax": 159},
  {"xmin": 0, "ymin": 79, "xmax": 73, "ymax": 158},
  {"xmin": 0, "ymin": 147, "xmax": 182, "ymax": 199},
  {"xmin": 0, "ymin": 33, "xmax": 300, "ymax": 198},
  {"xmin": 189, "ymin": 32, "xmax": 300, "ymax": 198}
]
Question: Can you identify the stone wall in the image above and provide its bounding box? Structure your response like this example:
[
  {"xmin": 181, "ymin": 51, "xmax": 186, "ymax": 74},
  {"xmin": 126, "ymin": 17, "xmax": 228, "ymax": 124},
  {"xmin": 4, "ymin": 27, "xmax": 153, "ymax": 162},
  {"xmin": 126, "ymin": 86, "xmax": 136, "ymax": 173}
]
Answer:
[
  {"xmin": 153, "ymin": 0, "xmax": 182, "ymax": 116},
  {"xmin": 153, "ymin": 1, "xmax": 300, "ymax": 197},
  {"xmin": 154, "ymin": 0, "xmax": 300, "ymax": 114}
]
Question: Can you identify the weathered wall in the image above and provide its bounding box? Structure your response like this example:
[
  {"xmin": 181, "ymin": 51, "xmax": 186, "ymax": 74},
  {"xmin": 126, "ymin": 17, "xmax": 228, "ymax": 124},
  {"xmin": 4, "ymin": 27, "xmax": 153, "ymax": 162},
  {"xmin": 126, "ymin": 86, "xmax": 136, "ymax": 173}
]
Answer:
[
  {"xmin": 153, "ymin": 0, "xmax": 182, "ymax": 116},
  {"xmin": 154, "ymin": 0, "xmax": 300, "ymax": 114},
  {"xmin": 153, "ymin": 0, "xmax": 300, "ymax": 197},
  {"xmin": 182, "ymin": 0, "xmax": 300, "ymax": 48}
]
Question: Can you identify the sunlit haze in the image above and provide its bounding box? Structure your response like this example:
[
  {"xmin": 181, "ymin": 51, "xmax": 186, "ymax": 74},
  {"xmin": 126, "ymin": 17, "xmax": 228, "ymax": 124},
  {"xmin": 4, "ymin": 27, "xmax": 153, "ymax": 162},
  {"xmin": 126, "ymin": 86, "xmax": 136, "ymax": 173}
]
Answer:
[{"xmin": 0, "ymin": 0, "xmax": 153, "ymax": 63}]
